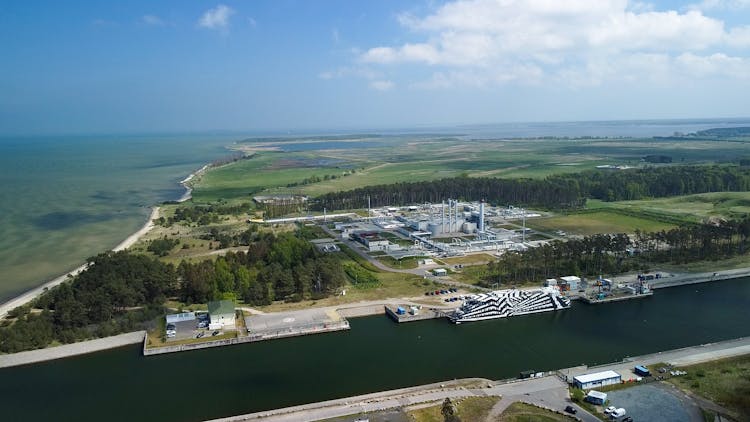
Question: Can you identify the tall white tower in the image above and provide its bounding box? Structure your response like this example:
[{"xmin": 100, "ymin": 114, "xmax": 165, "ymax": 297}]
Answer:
[{"xmin": 479, "ymin": 200, "xmax": 485, "ymax": 232}]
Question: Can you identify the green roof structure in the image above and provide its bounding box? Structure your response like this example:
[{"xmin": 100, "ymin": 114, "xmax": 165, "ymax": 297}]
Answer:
[{"xmin": 208, "ymin": 300, "xmax": 235, "ymax": 317}]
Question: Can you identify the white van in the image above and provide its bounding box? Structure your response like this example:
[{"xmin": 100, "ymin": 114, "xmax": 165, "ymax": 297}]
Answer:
[{"xmin": 610, "ymin": 408, "xmax": 626, "ymax": 419}]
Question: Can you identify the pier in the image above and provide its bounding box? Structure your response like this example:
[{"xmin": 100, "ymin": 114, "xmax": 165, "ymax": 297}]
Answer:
[{"xmin": 384, "ymin": 304, "xmax": 445, "ymax": 323}]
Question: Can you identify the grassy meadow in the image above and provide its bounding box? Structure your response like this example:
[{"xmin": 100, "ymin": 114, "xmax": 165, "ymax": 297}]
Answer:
[
  {"xmin": 588, "ymin": 192, "xmax": 750, "ymax": 222},
  {"xmin": 667, "ymin": 354, "xmax": 750, "ymax": 420},
  {"xmin": 193, "ymin": 134, "xmax": 750, "ymax": 206},
  {"xmin": 526, "ymin": 210, "xmax": 677, "ymax": 236}
]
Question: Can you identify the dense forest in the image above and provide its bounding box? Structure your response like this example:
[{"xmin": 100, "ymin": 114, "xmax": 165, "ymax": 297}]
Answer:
[
  {"xmin": 0, "ymin": 230, "xmax": 348, "ymax": 353},
  {"xmin": 0, "ymin": 252, "xmax": 175, "ymax": 353},
  {"xmin": 479, "ymin": 216, "xmax": 750, "ymax": 287},
  {"xmin": 178, "ymin": 231, "xmax": 347, "ymax": 306},
  {"xmin": 311, "ymin": 165, "xmax": 750, "ymax": 210}
]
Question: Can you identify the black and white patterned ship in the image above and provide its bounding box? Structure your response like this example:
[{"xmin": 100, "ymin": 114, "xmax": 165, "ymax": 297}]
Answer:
[{"xmin": 450, "ymin": 287, "xmax": 570, "ymax": 324}]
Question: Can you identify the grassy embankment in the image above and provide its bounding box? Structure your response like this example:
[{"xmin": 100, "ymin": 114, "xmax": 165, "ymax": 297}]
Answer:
[
  {"xmin": 496, "ymin": 401, "xmax": 577, "ymax": 422},
  {"xmin": 406, "ymin": 396, "xmax": 500, "ymax": 422},
  {"xmin": 666, "ymin": 354, "xmax": 750, "ymax": 420}
]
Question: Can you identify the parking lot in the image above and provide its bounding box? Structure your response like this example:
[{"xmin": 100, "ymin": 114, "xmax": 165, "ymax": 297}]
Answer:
[
  {"xmin": 166, "ymin": 313, "xmax": 214, "ymax": 342},
  {"xmin": 606, "ymin": 383, "xmax": 703, "ymax": 422}
]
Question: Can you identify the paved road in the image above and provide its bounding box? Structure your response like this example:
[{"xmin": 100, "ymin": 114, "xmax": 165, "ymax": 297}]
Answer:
[{"xmin": 485, "ymin": 376, "xmax": 599, "ymax": 422}]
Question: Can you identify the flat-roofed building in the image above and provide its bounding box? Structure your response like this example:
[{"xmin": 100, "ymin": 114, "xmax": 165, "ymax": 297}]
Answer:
[
  {"xmin": 585, "ymin": 390, "xmax": 608, "ymax": 405},
  {"xmin": 573, "ymin": 370, "xmax": 621, "ymax": 389}
]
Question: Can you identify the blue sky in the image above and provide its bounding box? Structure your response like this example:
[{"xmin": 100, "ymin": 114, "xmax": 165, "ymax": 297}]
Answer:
[{"xmin": 1, "ymin": 0, "xmax": 749, "ymax": 134}]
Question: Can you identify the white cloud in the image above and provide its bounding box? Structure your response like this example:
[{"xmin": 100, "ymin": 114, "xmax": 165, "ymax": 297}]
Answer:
[
  {"xmin": 688, "ymin": 0, "xmax": 750, "ymax": 11},
  {"xmin": 199, "ymin": 5, "xmax": 234, "ymax": 30},
  {"xmin": 142, "ymin": 15, "xmax": 165, "ymax": 26},
  {"xmin": 370, "ymin": 80, "xmax": 395, "ymax": 91},
  {"xmin": 359, "ymin": 0, "xmax": 750, "ymax": 88}
]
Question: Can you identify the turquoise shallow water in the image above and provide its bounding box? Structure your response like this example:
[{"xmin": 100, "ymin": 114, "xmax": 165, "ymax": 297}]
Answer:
[{"xmin": 0, "ymin": 135, "xmax": 235, "ymax": 302}]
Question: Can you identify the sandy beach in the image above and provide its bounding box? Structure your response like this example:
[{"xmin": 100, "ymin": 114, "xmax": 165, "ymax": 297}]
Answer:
[
  {"xmin": 0, "ymin": 206, "xmax": 161, "ymax": 319},
  {"xmin": 177, "ymin": 164, "xmax": 208, "ymax": 202}
]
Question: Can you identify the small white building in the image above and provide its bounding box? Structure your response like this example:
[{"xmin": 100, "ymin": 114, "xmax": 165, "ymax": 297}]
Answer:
[
  {"xmin": 208, "ymin": 300, "xmax": 236, "ymax": 330},
  {"xmin": 573, "ymin": 370, "xmax": 621, "ymax": 389},
  {"xmin": 585, "ymin": 390, "xmax": 608, "ymax": 405},
  {"xmin": 165, "ymin": 312, "xmax": 195, "ymax": 324},
  {"xmin": 560, "ymin": 275, "xmax": 581, "ymax": 290},
  {"xmin": 432, "ymin": 268, "xmax": 448, "ymax": 277}
]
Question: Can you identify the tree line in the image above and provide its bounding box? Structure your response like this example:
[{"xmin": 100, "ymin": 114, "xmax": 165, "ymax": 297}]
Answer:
[
  {"xmin": 178, "ymin": 231, "xmax": 347, "ymax": 306},
  {"xmin": 0, "ymin": 252, "xmax": 175, "ymax": 353},
  {"xmin": 478, "ymin": 216, "xmax": 750, "ymax": 287},
  {"xmin": 0, "ymin": 229, "xmax": 349, "ymax": 353},
  {"xmin": 310, "ymin": 165, "xmax": 750, "ymax": 211}
]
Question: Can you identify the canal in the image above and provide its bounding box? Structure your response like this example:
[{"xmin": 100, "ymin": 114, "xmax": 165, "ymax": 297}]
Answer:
[{"xmin": 2, "ymin": 277, "xmax": 749, "ymax": 422}]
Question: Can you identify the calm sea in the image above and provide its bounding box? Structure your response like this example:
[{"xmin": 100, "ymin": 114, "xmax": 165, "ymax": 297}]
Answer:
[{"xmin": 0, "ymin": 134, "xmax": 235, "ymax": 302}]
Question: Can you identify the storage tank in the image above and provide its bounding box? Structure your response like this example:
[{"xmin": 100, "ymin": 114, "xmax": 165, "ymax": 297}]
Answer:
[{"xmin": 428, "ymin": 222, "xmax": 443, "ymax": 236}]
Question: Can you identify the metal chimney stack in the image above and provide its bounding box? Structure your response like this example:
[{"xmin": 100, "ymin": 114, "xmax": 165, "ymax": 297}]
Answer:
[{"xmin": 479, "ymin": 200, "xmax": 485, "ymax": 232}]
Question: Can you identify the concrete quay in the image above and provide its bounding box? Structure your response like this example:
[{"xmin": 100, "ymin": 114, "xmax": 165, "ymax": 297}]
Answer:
[
  {"xmin": 0, "ymin": 330, "xmax": 146, "ymax": 369},
  {"xmin": 384, "ymin": 304, "xmax": 445, "ymax": 323},
  {"xmin": 559, "ymin": 335, "xmax": 750, "ymax": 383},
  {"xmin": 649, "ymin": 267, "xmax": 750, "ymax": 289}
]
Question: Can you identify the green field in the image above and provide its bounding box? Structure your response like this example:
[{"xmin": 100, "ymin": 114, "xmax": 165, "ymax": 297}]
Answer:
[
  {"xmin": 407, "ymin": 396, "xmax": 500, "ymax": 422},
  {"xmin": 498, "ymin": 401, "xmax": 576, "ymax": 422},
  {"xmin": 189, "ymin": 135, "xmax": 750, "ymax": 206},
  {"xmin": 527, "ymin": 210, "xmax": 677, "ymax": 235},
  {"xmin": 667, "ymin": 354, "xmax": 750, "ymax": 420},
  {"xmin": 191, "ymin": 152, "xmax": 348, "ymax": 203},
  {"xmin": 589, "ymin": 192, "xmax": 750, "ymax": 222}
]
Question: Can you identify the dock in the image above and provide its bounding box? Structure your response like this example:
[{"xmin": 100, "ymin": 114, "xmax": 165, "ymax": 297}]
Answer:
[
  {"xmin": 580, "ymin": 292, "xmax": 654, "ymax": 304},
  {"xmin": 384, "ymin": 305, "xmax": 445, "ymax": 323}
]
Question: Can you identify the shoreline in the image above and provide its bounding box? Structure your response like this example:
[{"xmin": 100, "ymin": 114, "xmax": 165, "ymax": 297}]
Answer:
[
  {"xmin": 0, "ymin": 206, "xmax": 160, "ymax": 320},
  {"xmin": 0, "ymin": 161, "xmax": 210, "ymax": 320},
  {"xmin": 178, "ymin": 164, "xmax": 208, "ymax": 202}
]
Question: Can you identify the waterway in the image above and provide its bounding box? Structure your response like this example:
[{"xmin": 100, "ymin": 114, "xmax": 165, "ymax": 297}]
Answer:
[{"xmin": 1, "ymin": 277, "xmax": 749, "ymax": 421}]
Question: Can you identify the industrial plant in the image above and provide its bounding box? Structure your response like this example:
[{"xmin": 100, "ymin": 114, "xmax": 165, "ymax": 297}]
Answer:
[{"xmin": 335, "ymin": 200, "xmax": 543, "ymax": 259}]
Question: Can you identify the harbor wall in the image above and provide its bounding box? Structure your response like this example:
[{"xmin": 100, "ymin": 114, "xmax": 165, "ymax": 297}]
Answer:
[{"xmin": 0, "ymin": 330, "xmax": 146, "ymax": 369}]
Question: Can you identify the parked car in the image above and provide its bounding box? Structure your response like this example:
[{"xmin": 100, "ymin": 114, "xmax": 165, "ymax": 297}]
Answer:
[
  {"xmin": 622, "ymin": 417, "xmax": 633, "ymax": 422},
  {"xmin": 604, "ymin": 406, "xmax": 616, "ymax": 414},
  {"xmin": 212, "ymin": 330, "xmax": 220, "ymax": 336},
  {"xmin": 564, "ymin": 405, "xmax": 577, "ymax": 414}
]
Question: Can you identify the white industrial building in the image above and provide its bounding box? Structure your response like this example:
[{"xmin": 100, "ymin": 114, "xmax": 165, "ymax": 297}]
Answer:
[{"xmin": 573, "ymin": 370, "xmax": 622, "ymax": 389}]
